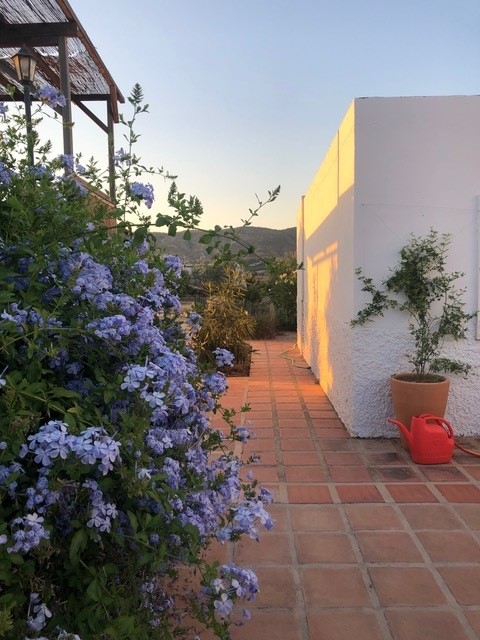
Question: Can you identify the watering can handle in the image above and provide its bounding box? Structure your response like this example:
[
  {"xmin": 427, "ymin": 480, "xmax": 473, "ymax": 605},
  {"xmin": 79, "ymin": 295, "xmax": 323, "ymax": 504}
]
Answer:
[{"xmin": 417, "ymin": 414, "xmax": 454, "ymax": 439}]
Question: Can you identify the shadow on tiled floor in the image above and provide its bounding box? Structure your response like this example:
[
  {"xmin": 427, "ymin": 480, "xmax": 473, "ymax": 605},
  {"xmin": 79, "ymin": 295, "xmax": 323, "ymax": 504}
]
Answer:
[{"xmin": 215, "ymin": 335, "xmax": 480, "ymax": 640}]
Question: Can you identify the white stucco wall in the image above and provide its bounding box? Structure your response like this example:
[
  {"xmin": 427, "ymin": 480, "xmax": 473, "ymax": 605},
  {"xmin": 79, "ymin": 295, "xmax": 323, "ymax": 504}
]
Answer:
[
  {"xmin": 298, "ymin": 95, "xmax": 480, "ymax": 437},
  {"xmin": 297, "ymin": 103, "xmax": 356, "ymax": 429}
]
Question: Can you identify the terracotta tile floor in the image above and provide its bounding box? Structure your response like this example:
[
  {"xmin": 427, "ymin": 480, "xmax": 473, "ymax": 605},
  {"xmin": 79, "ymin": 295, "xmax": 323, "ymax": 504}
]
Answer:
[{"xmin": 218, "ymin": 336, "xmax": 480, "ymax": 640}]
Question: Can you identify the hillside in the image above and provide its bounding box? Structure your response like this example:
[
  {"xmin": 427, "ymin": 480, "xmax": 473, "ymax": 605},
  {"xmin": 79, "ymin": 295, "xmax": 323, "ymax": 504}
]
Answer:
[{"xmin": 152, "ymin": 226, "xmax": 296, "ymax": 264}]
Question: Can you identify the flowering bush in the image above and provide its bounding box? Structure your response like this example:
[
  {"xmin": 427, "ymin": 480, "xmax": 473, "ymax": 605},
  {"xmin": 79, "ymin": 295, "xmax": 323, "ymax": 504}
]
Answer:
[{"xmin": 0, "ymin": 86, "xmax": 273, "ymax": 639}]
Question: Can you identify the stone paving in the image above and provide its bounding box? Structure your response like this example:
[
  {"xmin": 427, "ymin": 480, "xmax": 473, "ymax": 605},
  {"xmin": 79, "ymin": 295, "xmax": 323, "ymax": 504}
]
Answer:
[{"xmin": 211, "ymin": 335, "xmax": 480, "ymax": 640}]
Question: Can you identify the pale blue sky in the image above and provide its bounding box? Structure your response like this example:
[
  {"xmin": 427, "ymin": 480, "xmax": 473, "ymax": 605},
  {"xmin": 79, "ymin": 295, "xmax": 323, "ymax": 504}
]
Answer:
[{"xmin": 63, "ymin": 0, "xmax": 480, "ymax": 229}]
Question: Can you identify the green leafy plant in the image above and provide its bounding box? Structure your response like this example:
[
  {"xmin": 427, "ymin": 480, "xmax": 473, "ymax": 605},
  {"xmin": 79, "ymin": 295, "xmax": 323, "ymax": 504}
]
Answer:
[
  {"xmin": 265, "ymin": 252, "xmax": 299, "ymax": 331},
  {"xmin": 194, "ymin": 265, "xmax": 255, "ymax": 374},
  {"xmin": 351, "ymin": 229, "xmax": 475, "ymax": 381}
]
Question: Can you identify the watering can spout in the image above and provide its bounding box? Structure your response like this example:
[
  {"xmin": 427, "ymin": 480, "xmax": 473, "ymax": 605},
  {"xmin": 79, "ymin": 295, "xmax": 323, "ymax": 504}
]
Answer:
[{"xmin": 387, "ymin": 418, "xmax": 412, "ymax": 448}]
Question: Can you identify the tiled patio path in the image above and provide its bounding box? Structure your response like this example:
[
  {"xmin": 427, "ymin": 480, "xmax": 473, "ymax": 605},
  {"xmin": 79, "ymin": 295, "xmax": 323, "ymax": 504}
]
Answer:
[{"xmin": 215, "ymin": 335, "xmax": 480, "ymax": 640}]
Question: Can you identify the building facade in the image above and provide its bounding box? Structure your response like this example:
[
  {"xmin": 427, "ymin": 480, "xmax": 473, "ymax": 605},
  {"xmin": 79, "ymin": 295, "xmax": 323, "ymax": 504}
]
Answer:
[{"xmin": 297, "ymin": 96, "xmax": 480, "ymax": 437}]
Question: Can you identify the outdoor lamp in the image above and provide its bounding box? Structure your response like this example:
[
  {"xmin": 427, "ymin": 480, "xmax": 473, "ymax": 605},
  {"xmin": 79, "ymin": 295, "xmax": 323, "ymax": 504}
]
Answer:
[
  {"xmin": 11, "ymin": 44, "xmax": 37, "ymax": 165},
  {"xmin": 12, "ymin": 44, "xmax": 37, "ymax": 84}
]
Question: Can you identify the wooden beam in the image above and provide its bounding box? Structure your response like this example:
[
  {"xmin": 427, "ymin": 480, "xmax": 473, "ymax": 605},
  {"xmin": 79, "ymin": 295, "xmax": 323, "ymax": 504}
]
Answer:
[
  {"xmin": 73, "ymin": 100, "xmax": 108, "ymax": 133},
  {"xmin": 0, "ymin": 22, "xmax": 78, "ymax": 47},
  {"xmin": 68, "ymin": 94, "xmax": 111, "ymax": 101}
]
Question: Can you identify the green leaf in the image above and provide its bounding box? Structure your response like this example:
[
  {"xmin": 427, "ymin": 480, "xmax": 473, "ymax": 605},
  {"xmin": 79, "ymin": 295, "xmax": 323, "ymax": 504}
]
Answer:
[
  {"xmin": 66, "ymin": 405, "xmax": 82, "ymax": 414},
  {"xmin": 69, "ymin": 529, "xmax": 88, "ymax": 567},
  {"xmin": 7, "ymin": 554, "xmax": 23, "ymax": 567},
  {"xmin": 103, "ymin": 616, "xmax": 137, "ymax": 638},
  {"xmin": 86, "ymin": 578, "xmax": 102, "ymax": 603},
  {"xmin": 127, "ymin": 510, "xmax": 139, "ymax": 532},
  {"xmin": 63, "ymin": 412, "xmax": 77, "ymax": 428},
  {"xmin": 183, "ymin": 229, "xmax": 191, "ymax": 241},
  {"xmin": 137, "ymin": 553, "xmax": 152, "ymax": 567},
  {"xmin": 51, "ymin": 386, "xmax": 80, "ymax": 398}
]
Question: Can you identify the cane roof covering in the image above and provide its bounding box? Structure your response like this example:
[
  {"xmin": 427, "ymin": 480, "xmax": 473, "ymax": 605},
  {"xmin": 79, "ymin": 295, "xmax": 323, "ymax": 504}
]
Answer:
[{"xmin": 0, "ymin": 0, "xmax": 124, "ymax": 120}]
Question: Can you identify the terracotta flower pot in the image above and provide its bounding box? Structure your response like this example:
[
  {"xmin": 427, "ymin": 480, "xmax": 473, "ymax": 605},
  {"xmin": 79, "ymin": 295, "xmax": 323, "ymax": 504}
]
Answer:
[{"xmin": 389, "ymin": 374, "xmax": 450, "ymax": 450}]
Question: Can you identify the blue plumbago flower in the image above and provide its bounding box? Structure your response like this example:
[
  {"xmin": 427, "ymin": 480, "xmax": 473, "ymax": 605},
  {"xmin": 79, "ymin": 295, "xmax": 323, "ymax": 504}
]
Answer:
[
  {"xmin": 133, "ymin": 259, "xmax": 149, "ymax": 275},
  {"xmin": 186, "ymin": 447, "xmax": 208, "ymax": 472},
  {"xmin": 135, "ymin": 239, "xmax": 149, "ymax": 256},
  {"xmin": 121, "ymin": 363, "xmax": 157, "ymax": 392},
  {"xmin": 57, "ymin": 153, "xmax": 75, "ymax": 174},
  {"xmin": 114, "ymin": 147, "xmax": 130, "ymax": 166},
  {"xmin": 129, "ymin": 181, "xmax": 154, "ymax": 209},
  {"xmin": 66, "ymin": 361, "xmax": 83, "ymax": 375},
  {"xmin": 25, "ymin": 421, "xmax": 71, "ymax": 467},
  {"xmin": 7, "ymin": 513, "xmax": 50, "ymax": 554},
  {"xmin": 202, "ymin": 371, "xmax": 228, "ymax": 396},
  {"xmin": 145, "ymin": 427, "xmax": 173, "ymax": 455},
  {"xmin": 213, "ymin": 592, "xmax": 234, "ymax": 617},
  {"xmin": 27, "ymin": 593, "xmax": 52, "ymax": 631},
  {"xmin": 48, "ymin": 346, "xmax": 69, "ymax": 370},
  {"xmin": 0, "ymin": 161, "xmax": 13, "ymax": 186},
  {"xmin": 71, "ymin": 427, "xmax": 121, "ymax": 475},
  {"xmin": 84, "ymin": 481, "xmax": 118, "ymax": 533},
  {"xmin": 94, "ymin": 291, "xmax": 141, "ymax": 317},
  {"xmin": 219, "ymin": 564, "xmax": 259, "ymax": 601},
  {"xmin": 163, "ymin": 255, "xmax": 182, "ymax": 278},
  {"xmin": 23, "ymin": 421, "xmax": 121, "ymax": 475},
  {"xmin": 0, "ymin": 534, "xmax": 7, "ymax": 544},
  {"xmin": 232, "ymin": 499, "xmax": 275, "ymax": 540},
  {"xmin": 141, "ymin": 580, "xmax": 174, "ymax": 628},
  {"xmin": 86, "ymin": 314, "xmax": 132, "ymax": 341},
  {"xmin": 233, "ymin": 425, "xmax": 253, "ymax": 444},
  {"xmin": 17, "ymin": 256, "xmax": 33, "ymax": 273},
  {"xmin": 214, "ymin": 348, "xmax": 235, "ymax": 368},
  {"xmin": 0, "ymin": 379, "xmax": 6, "ymax": 389},
  {"xmin": 185, "ymin": 311, "xmax": 202, "ymax": 334},
  {"xmin": 36, "ymin": 85, "xmax": 67, "ymax": 109},
  {"xmin": 67, "ymin": 253, "xmax": 113, "ymax": 300},
  {"xmin": 0, "ymin": 462, "xmax": 24, "ymax": 492},
  {"xmin": 161, "ymin": 457, "xmax": 183, "ymax": 489},
  {"xmin": 25, "ymin": 475, "xmax": 59, "ymax": 514},
  {"xmin": 137, "ymin": 467, "xmax": 152, "ymax": 480},
  {"xmin": 141, "ymin": 389, "xmax": 166, "ymax": 410},
  {"xmin": 28, "ymin": 165, "xmax": 52, "ymax": 180},
  {"xmin": 0, "ymin": 101, "xmax": 8, "ymax": 115}
]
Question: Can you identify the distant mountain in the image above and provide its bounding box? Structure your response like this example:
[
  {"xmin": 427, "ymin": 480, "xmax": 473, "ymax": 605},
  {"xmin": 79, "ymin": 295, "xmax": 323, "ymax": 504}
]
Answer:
[{"xmin": 152, "ymin": 226, "xmax": 296, "ymax": 264}]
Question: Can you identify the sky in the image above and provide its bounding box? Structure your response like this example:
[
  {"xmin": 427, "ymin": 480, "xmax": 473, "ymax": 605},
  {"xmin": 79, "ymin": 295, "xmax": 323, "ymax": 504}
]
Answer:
[{"xmin": 49, "ymin": 0, "xmax": 480, "ymax": 230}]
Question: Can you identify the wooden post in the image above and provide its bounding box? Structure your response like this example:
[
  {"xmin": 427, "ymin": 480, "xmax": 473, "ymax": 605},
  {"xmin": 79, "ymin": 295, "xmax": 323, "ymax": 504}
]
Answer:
[
  {"xmin": 58, "ymin": 35, "xmax": 73, "ymax": 156},
  {"xmin": 107, "ymin": 100, "xmax": 116, "ymax": 202}
]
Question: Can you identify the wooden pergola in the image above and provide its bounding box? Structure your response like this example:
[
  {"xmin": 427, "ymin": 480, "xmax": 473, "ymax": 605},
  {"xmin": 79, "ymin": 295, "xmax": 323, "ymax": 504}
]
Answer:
[{"xmin": 0, "ymin": 0, "xmax": 124, "ymax": 200}]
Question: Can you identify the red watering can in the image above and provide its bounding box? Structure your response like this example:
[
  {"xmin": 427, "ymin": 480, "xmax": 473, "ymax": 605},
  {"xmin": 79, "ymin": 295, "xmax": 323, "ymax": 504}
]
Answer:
[{"xmin": 388, "ymin": 414, "xmax": 454, "ymax": 465}]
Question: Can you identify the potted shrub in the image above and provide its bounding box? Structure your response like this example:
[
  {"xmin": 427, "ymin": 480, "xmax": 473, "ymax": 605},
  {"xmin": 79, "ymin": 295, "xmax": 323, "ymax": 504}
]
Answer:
[{"xmin": 351, "ymin": 229, "xmax": 475, "ymax": 445}]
